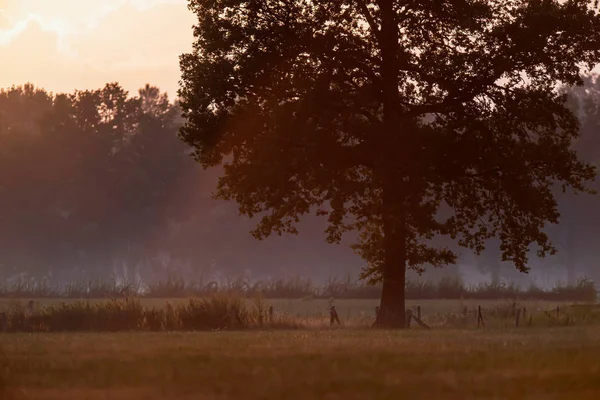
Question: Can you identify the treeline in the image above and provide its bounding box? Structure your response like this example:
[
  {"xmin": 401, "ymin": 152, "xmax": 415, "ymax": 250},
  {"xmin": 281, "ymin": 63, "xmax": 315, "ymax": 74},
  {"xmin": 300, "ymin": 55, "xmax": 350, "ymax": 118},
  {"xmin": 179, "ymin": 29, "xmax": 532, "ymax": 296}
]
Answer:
[
  {"xmin": 0, "ymin": 276, "xmax": 596, "ymax": 302},
  {"xmin": 0, "ymin": 77, "xmax": 599, "ymax": 284},
  {"xmin": 0, "ymin": 83, "xmax": 193, "ymax": 279},
  {"xmin": 0, "ymin": 83, "xmax": 362, "ymax": 282}
]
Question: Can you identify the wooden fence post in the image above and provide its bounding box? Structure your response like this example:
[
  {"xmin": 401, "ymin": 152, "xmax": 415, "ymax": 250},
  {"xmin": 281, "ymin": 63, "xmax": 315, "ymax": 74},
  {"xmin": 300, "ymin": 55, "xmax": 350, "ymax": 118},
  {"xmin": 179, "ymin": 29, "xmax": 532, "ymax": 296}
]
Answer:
[
  {"xmin": 268, "ymin": 306, "xmax": 274, "ymax": 324},
  {"xmin": 330, "ymin": 306, "xmax": 341, "ymax": 326},
  {"xmin": 515, "ymin": 308, "xmax": 521, "ymax": 328},
  {"xmin": 477, "ymin": 306, "xmax": 485, "ymax": 328},
  {"xmin": 0, "ymin": 312, "xmax": 6, "ymax": 332}
]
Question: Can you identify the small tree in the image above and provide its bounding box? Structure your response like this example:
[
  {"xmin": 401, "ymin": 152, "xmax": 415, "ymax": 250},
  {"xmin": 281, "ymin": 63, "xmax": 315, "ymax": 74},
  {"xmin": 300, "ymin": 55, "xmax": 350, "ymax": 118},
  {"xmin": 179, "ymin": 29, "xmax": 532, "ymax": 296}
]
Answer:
[{"xmin": 179, "ymin": 0, "xmax": 600, "ymax": 327}]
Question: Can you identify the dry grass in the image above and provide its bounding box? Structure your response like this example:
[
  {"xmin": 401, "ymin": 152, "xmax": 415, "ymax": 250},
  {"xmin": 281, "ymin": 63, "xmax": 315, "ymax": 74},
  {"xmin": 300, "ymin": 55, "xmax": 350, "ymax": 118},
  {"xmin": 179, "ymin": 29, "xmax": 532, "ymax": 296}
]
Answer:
[
  {"xmin": 0, "ymin": 276, "xmax": 596, "ymax": 302},
  {"xmin": 1, "ymin": 297, "xmax": 596, "ymax": 332},
  {"xmin": 1, "ymin": 327, "xmax": 600, "ymax": 399},
  {"xmin": 0, "ymin": 297, "xmax": 583, "ymax": 317}
]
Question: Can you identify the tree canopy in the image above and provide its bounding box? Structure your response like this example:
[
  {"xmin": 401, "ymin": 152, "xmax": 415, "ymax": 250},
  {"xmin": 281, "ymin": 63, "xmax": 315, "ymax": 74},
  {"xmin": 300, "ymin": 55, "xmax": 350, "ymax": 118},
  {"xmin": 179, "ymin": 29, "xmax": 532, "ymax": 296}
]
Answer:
[
  {"xmin": 179, "ymin": 0, "xmax": 600, "ymax": 327},
  {"xmin": 0, "ymin": 83, "xmax": 362, "ymax": 284},
  {"xmin": 0, "ymin": 83, "xmax": 190, "ymax": 279}
]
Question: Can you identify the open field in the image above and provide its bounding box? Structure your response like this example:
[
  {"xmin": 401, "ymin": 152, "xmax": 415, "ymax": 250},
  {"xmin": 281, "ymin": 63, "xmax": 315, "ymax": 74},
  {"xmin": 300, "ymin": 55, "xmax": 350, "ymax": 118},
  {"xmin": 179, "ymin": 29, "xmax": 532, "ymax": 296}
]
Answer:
[
  {"xmin": 0, "ymin": 298, "xmax": 585, "ymax": 320},
  {"xmin": 1, "ymin": 297, "xmax": 597, "ymax": 332},
  {"xmin": 2, "ymin": 327, "xmax": 600, "ymax": 400}
]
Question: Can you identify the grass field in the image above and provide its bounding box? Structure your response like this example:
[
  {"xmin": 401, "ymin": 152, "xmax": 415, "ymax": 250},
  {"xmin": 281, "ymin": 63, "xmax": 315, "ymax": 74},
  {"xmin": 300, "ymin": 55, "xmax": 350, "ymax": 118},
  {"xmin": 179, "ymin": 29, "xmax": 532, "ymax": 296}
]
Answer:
[
  {"xmin": 0, "ymin": 297, "xmax": 592, "ymax": 332},
  {"xmin": 2, "ymin": 327, "xmax": 600, "ymax": 400},
  {"xmin": 0, "ymin": 297, "xmax": 579, "ymax": 320}
]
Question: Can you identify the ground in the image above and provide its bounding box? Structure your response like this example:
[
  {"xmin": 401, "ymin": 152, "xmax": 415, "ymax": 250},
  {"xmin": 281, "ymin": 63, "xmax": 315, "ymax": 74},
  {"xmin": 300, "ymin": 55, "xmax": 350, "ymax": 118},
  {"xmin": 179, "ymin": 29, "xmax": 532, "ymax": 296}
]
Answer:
[
  {"xmin": 2, "ymin": 327, "xmax": 600, "ymax": 400},
  {"xmin": 0, "ymin": 299, "xmax": 597, "ymax": 399}
]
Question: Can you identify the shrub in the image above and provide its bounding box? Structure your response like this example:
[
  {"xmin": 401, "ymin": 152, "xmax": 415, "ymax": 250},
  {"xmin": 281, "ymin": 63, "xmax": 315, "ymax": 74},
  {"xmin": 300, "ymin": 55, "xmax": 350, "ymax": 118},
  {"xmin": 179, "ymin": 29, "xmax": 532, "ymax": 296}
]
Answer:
[{"xmin": 0, "ymin": 295, "xmax": 276, "ymax": 333}]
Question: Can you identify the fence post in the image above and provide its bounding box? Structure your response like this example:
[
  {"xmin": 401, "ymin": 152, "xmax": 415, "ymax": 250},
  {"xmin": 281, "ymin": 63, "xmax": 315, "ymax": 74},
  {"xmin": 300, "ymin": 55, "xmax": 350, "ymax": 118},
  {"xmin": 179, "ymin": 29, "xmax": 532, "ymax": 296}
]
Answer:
[
  {"xmin": 0, "ymin": 312, "xmax": 6, "ymax": 332},
  {"xmin": 515, "ymin": 308, "xmax": 521, "ymax": 328},
  {"xmin": 477, "ymin": 306, "xmax": 485, "ymax": 328},
  {"xmin": 417, "ymin": 305, "xmax": 421, "ymax": 320},
  {"xmin": 330, "ymin": 306, "xmax": 341, "ymax": 325}
]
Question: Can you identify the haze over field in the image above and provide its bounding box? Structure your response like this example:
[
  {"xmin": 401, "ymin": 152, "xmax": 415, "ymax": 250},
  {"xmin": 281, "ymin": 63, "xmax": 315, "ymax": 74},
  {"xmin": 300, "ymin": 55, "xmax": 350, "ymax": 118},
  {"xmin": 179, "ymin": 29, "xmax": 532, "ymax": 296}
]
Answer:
[{"xmin": 1, "ymin": 0, "xmax": 599, "ymax": 289}]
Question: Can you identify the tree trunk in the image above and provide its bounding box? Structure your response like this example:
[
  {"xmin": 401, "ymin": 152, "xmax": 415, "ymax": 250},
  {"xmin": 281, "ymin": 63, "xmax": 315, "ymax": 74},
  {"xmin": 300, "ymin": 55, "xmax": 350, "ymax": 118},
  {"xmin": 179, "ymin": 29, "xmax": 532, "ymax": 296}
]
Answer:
[
  {"xmin": 374, "ymin": 0, "xmax": 407, "ymax": 329},
  {"xmin": 376, "ymin": 201, "xmax": 407, "ymax": 328}
]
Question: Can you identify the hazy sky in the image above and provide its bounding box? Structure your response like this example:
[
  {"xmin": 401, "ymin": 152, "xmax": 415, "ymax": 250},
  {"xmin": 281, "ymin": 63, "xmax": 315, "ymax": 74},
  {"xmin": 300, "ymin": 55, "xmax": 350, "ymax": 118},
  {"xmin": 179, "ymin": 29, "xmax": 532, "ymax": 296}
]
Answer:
[
  {"xmin": 2, "ymin": 1, "xmax": 598, "ymax": 99},
  {"xmin": 0, "ymin": 0, "xmax": 195, "ymax": 98}
]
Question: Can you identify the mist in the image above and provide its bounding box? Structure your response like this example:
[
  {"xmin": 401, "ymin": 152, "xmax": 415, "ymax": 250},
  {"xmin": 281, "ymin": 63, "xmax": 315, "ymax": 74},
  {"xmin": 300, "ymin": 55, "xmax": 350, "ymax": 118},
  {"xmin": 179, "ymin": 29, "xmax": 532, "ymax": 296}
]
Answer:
[{"xmin": 0, "ymin": 77, "xmax": 599, "ymax": 291}]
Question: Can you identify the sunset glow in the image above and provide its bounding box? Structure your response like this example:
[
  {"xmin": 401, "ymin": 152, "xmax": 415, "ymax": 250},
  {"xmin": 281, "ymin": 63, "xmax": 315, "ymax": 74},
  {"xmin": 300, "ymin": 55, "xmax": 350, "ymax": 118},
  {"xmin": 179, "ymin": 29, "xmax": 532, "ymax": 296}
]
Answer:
[{"xmin": 0, "ymin": 0, "xmax": 195, "ymax": 97}]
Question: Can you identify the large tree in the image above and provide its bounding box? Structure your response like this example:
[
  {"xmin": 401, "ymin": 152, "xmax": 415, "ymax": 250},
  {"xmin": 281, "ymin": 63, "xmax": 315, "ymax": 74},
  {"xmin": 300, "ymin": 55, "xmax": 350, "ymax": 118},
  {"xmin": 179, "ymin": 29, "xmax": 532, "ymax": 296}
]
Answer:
[{"xmin": 179, "ymin": 0, "xmax": 600, "ymax": 327}]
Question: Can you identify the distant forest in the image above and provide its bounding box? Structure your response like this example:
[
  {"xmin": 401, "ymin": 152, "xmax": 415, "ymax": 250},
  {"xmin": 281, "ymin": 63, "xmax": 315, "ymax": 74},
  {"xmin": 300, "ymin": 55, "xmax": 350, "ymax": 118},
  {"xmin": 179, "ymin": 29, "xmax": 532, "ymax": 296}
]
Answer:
[{"xmin": 0, "ymin": 76, "xmax": 598, "ymax": 286}]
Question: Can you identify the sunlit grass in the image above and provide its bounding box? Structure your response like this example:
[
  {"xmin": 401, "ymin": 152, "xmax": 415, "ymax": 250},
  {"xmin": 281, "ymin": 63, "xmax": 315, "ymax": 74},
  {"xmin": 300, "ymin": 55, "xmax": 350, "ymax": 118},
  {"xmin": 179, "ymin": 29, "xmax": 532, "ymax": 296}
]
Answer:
[
  {"xmin": 1, "ymin": 297, "xmax": 596, "ymax": 332},
  {"xmin": 1, "ymin": 327, "xmax": 600, "ymax": 399}
]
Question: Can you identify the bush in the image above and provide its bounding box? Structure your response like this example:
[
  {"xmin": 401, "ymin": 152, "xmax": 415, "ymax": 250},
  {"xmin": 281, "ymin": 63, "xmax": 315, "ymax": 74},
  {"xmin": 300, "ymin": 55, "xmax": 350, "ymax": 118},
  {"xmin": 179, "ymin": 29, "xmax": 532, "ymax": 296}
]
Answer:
[{"xmin": 0, "ymin": 295, "xmax": 298, "ymax": 333}]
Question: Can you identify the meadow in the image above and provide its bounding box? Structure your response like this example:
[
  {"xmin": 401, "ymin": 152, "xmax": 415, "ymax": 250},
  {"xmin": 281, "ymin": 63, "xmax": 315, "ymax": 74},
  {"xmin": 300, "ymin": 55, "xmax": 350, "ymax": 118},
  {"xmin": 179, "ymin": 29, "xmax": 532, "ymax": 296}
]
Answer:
[
  {"xmin": 0, "ymin": 296, "xmax": 570, "ymax": 317},
  {"xmin": 0, "ymin": 297, "xmax": 595, "ymax": 332},
  {"xmin": 0, "ymin": 279, "xmax": 598, "ymax": 399},
  {"xmin": 2, "ymin": 327, "xmax": 600, "ymax": 400}
]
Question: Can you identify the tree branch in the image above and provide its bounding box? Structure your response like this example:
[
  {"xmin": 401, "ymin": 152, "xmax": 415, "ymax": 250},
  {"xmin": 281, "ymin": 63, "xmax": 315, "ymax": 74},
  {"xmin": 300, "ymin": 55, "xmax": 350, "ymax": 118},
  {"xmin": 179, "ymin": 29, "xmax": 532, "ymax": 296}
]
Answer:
[{"xmin": 356, "ymin": 0, "xmax": 381, "ymax": 44}]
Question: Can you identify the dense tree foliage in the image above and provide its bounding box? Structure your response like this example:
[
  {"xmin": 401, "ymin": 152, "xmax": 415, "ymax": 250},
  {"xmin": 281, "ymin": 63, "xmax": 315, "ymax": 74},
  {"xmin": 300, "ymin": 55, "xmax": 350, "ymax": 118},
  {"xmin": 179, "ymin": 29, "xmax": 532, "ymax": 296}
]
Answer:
[
  {"xmin": 0, "ymin": 83, "xmax": 362, "ymax": 283},
  {"xmin": 0, "ymin": 76, "xmax": 599, "ymax": 290},
  {"xmin": 0, "ymin": 83, "xmax": 186, "ymax": 279},
  {"xmin": 179, "ymin": 0, "xmax": 600, "ymax": 326}
]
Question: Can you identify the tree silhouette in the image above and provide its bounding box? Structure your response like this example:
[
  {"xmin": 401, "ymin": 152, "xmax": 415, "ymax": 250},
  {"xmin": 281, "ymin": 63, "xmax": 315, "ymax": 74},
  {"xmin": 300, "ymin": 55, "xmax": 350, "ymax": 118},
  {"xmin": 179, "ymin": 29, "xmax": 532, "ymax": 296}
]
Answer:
[
  {"xmin": 179, "ymin": 0, "xmax": 600, "ymax": 327},
  {"xmin": 0, "ymin": 82, "xmax": 367, "ymax": 283},
  {"xmin": 0, "ymin": 83, "xmax": 192, "ymax": 279}
]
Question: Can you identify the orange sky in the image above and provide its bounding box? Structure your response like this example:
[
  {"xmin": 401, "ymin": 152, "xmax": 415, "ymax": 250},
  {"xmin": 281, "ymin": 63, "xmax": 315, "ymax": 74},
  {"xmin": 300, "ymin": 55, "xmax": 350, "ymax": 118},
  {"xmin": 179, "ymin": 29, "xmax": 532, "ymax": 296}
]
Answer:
[
  {"xmin": 0, "ymin": 0, "xmax": 195, "ymax": 98},
  {"xmin": 1, "ymin": 1, "xmax": 598, "ymax": 100}
]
